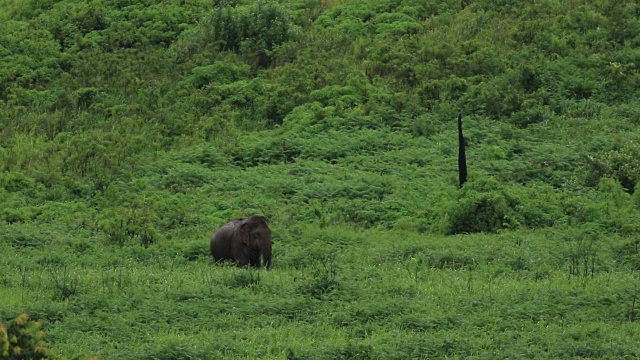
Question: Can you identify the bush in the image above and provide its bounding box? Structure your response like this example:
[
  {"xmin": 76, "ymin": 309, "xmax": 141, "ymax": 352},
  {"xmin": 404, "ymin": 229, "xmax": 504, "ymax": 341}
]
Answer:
[
  {"xmin": 0, "ymin": 313, "xmax": 63, "ymax": 360},
  {"xmin": 445, "ymin": 179, "xmax": 519, "ymax": 234},
  {"xmin": 584, "ymin": 141, "xmax": 640, "ymax": 193},
  {"xmin": 138, "ymin": 341, "xmax": 208, "ymax": 360},
  {"xmin": 0, "ymin": 172, "xmax": 37, "ymax": 195},
  {"xmin": 197, "ymin": 0, "xmax": 298, "ymax": 67},
  {"xmin": 297, "ymin": 261, "xmax": 341, "ymax": 299},
  {"xmin": 182, "ymin": 62, "xmax": 250, "ymax": 89},
  {"xmin": 1, "ymin": 224, "xmax": 47, "ymax": 249}
]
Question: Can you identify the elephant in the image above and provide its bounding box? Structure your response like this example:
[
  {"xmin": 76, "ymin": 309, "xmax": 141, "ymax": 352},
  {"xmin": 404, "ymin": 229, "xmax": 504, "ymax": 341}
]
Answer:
[{"xmin": 210, "ymin": 216, "xmax": 272, "ymax": 269}]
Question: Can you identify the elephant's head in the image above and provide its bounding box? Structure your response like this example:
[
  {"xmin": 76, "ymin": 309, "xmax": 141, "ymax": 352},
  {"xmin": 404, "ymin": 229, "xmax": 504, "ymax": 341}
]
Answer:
[{"xmin": 239, "ymin": 216, "xmax": 272, "ymax": 269}]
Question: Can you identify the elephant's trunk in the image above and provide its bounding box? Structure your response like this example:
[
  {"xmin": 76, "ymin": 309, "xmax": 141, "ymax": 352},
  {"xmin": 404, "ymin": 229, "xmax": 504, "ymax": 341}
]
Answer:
[{"xmin": 262, "ymin": 242, "xmax": 272, "ymax": 270}]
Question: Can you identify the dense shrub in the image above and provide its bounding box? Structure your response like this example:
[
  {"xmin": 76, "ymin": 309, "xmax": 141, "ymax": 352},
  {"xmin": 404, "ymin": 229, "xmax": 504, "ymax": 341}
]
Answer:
[
  {"xmin": 186, "ymin": 0, "xmax": 299, "ymax": 67},
  {"xmin": 182, "ymin": 61, "xmax": 250, "ymax": 88},
  {"xmin": 445, "ymin": 178, "xmax": 519, "ymax": 234},
  {"xmin": 0, "ymin": 314, "xmax": 63, "ymax": 360},
  {"xmin": 584, "ymin": 141, "xmax": 640, "ymax": 193},
  {"xmin": 1, "ymin": 224, "xmax": 47, "ymax": 248}
]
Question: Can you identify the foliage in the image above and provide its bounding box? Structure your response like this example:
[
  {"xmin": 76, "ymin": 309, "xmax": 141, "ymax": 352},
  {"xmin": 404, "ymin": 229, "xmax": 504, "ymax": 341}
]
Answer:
[
  {"xmin": 0, "ymin": 313, "xmax": 63, "ymax": 360},
  {"xmin": 2, "ymin": 0, "xmax": 640, "ymax": 358},
  {"xmin": 175, "ymin": 0, "xmax": 299, "ymax": 67},
  {"xmin": 585, "ymin": 141, "xmax": 640, "ymax": 193}
]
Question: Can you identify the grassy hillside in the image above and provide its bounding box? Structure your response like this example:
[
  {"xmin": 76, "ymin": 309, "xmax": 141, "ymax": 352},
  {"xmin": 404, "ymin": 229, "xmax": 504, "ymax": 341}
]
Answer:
[{"xmin": 2, "ymin": 0, "xmax": 640, "ymax": 358}]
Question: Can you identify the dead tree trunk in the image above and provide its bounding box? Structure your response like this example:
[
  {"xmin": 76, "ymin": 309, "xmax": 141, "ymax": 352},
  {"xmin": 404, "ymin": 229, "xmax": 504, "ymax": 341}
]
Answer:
[{"xmin": 458, "ymin": 112, "xmax": 467, "ymax": 188}]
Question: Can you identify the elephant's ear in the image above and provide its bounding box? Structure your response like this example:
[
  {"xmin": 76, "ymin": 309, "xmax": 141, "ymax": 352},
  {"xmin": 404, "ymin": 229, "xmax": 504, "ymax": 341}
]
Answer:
[{"xmin": 239, "ymin": 220, "xmax": 251, "ymax": 245}]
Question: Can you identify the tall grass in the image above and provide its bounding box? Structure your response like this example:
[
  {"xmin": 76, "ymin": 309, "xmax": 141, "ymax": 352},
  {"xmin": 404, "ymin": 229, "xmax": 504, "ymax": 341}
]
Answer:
[{"xmin": 2, "ymin": 228, "xmax": 640, "ymax": 358}]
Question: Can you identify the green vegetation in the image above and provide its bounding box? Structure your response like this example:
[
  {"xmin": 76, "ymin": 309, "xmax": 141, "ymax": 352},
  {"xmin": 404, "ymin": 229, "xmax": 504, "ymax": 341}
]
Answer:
[
  {"xmin": 1, "ymin": 313, "xmax": 63, "ymax": 360},
  {"xmin": 2, "ymin": 0, "xmax": 640, "ymax": 358}
]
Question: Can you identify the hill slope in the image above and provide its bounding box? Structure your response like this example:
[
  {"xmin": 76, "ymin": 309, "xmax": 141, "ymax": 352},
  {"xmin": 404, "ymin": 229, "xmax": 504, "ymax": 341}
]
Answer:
[{"xmin": 2, "ymin": 0, "xmax": 640, "ymax": 235}]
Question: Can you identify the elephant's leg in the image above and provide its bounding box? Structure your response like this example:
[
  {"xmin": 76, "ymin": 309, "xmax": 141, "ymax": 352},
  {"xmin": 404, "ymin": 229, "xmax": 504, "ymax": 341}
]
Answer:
[
  {"xmin": 249, "ymin": 252, "xmax": 260, "ymax": 268},
  {"xmin": 237, "ymin": 256, "xmax": 250, "ymax": 267}
]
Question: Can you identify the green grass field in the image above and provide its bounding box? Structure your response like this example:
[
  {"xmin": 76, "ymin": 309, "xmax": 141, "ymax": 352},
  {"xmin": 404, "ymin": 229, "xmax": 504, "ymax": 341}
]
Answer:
[{"xmin": 3, "ymin": 223, "xmax": 640, "ymax": 358}]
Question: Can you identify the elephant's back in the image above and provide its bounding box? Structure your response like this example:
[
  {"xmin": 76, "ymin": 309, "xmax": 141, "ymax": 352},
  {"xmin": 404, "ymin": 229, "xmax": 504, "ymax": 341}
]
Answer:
[
  {"xmin": 212, "ymin": 220, "xmax": 240, "ymax": 238},
  {"xmin": 210, "ymin": 220, "xmax": 241, "ymax": 259}
]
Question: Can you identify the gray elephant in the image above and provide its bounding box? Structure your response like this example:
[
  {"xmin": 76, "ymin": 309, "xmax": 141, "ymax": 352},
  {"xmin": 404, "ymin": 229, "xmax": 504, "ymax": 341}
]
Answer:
[{"xmin": 210, "ymin": 216, "xmax": 272, "ymax": 269}]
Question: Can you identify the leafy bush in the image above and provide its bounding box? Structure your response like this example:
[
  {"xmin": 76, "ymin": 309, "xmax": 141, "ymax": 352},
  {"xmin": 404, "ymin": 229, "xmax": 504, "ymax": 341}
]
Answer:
[
  {"xmin": 160, "ymin": 164, "xmax": 211, "ymax": 193},
  {"xmin": 0, "ymin": 313, "xmax": 63, "ymax": 360},
  {"xmin": 0, "ymin": 224, "xmax": 47, "ymax": 249},
  {"xmin": 288, "ymin": 341, "xmax": 374, "ymax": 360},
  {"xmin": 48, "ymin": 265, "xmax": 80, "ymax": 301},
  {"xmin": 96, "ymin": 207, "xmax": 161, "ymax": 246},
  {"xmin": 193, "ymin": 0, "xmax": 298, "ymax": 66},
  {"xmin": 0, "ymin": 173, "xmax": 37, "ymax": 195},
  {"xmin": 613, "ymin": 238, "xmax": 640, "ymax": 270},
  {"xmin": 162, "ymin": 240, "xmax": 208, "ymax": 262},
  {"xmin": 445, "ymin": 178, "xmax": 519, "ymax": 234},
  {"xmin": 222, "ymin": 268, "xmax": 261, "ymax": 288},
  {"xmin": 174, "ymin": 144, "xmax": 229, "ymax": 168},
  {"xmin": 182, "ymin": 61, "xmax": 250, "ymax": 88},
  {"xmin": 0, "ymin": 205, "xmax": 32, "ymax": 225},
  {"xmin": 584, "ymin": 141, "xmax": 640, "ymax": 193},
  {"xmin": 297, "ymin": 260, "xmax": 341, "ymax": 299},
  {"xmin": 596, "ymin": 177, "xmax": 640, "ymax": 234},
  {"xmin": 137, "ymin": 340, "xmax": 208, "ymax": 360}
]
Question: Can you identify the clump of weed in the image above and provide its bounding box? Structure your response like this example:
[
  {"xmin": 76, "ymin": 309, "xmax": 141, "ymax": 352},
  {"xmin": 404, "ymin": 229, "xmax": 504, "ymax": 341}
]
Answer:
[
  {"xmin": 222, "ymin": 268, "xmax": 261, "ymax": 288},
  {"xmin": 287, "ymin": 341, "xmax": 374, "ymax": 360},
  {"xmin": 48, "ymin": 265, "xmax": 80, "ymax": 301},
  {"xmin": 297, "ymin": 260, "xmax": 340, "ymax": 299},
  {"xmin": 1, "ymin": 224, "xmax": 47, "ymax": 249},
  {"xmin": 613, "ymin": 238, "xmax": 640, "ymax": 270},
  {"xmin": 161, "ymin": 241, "xmax": 208, "ymax": 261},
  {"xmin": 137, "ymin": 340, "xmax": 209, "ymax": 360},
  {"xmin": 431, "ymin": 255, "xmax": 479, "ymax": 270},
  {"xmin": 563, "ymin": 225, "xmax": 600, "ymax": 278}
]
